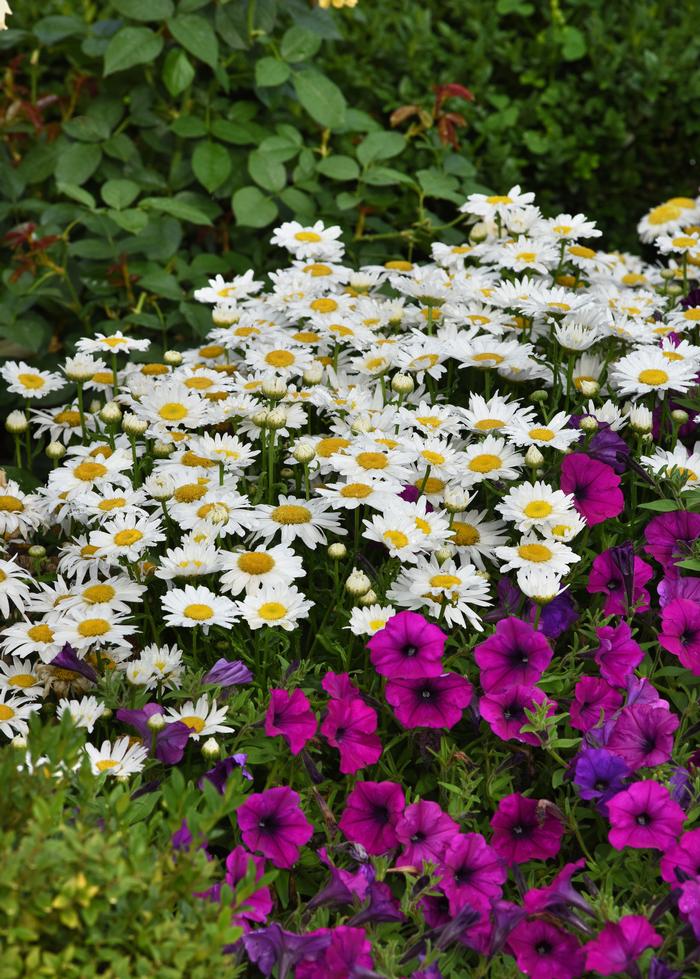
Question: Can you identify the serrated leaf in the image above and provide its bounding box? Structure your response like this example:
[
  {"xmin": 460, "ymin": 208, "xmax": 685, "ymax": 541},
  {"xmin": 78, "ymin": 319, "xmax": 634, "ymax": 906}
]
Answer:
[
  {"xmin": 101, "ymin": 179, "xmax": 140, "ymax": 210},
  {"xmin": 162, "ymin": 48, "xmax": 195, "ymax": 97},
  {"xmin": 103, "ymin": 26, "xmax": 163, "ymax": 76},
  {"xmin": 192, "ymin": 142, "xmax": 232, "ymax": 193},
  {"xmin": 255, "ymin": 57, "xmax": 291, "ymax": 88},
  {"xmin": 55, "ymin": 144, "xmax": 102, "ymax": 186},
  {"xmin": 140, "ymin": 196, "xmax": 213, "ymax": 225},
  {"xmin": 293, "ymin": 70, "xmax": 346, "ymax": 129},
  {"xmin": 232, "ymin": 186, "xmax": 278, "ymax": 228},
  {"xmin": 167, "ymin": 15, "xmax": 219, "ymax": 68},
  {"xmin": 248, "ymin": 150, "xmax": 286, "ymax": 193}
]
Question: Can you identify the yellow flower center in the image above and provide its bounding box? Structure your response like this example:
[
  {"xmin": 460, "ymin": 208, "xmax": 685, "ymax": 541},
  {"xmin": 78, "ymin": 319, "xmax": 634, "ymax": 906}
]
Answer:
[
  {"xmin": 98, "ymin": 497, "xmax": 127, "ymax": 512},
  {"xmin": 113, "ymin": 529, "xmax": 143, "ymax": 547},
  {"xmin": 415, "ymin": 517, "xmax": 431, "ymax": 534},
  {"xmin": 451, "ymin": 521, "xmax": 480, "ymax": 546},
  {"xmin": 552, "ymin": 224, "xmax": 573, "ymax": 235},
  {"xmin": 81, "ymin": 544, "xmax": 99, "ymax": 558},
  {"xmin": 550, "ymin": 524, "xmax": 572, "ymax": 538},
  {"xmin": 142, "ymin": 363, "xmax": 169, "ymax": 376},
  {"xmin": 159, "ymin": 402, "xmax": 188, "ymax": 421},
  {"xmin": 9, "ymin": 673, "xmax": 36, "ymax": 689},
  {"xmin": 74, "ymin": 461, "xmax": 108, "ymax": 481},
  {"xmin": 340, "ymin": 483, "xmax": 373, "ymax": 499},
  {"xmin": 199, "ymin": 345, "xmax": 224, "ymax": 359},
  {"xmin": 468, "ymin": 453, "xmax": 502, "ymax": 473},
  {"xmin": 0, "ymin": 495, "xmax": 23, "ymax": 512},
  {"xmin": 668, "ymin": 197, "xmax": 695, "ymax": 208},
  {"xmin": 518, "ymin": 543, "xmax": 552, "ymax": 563},
  {"xmin": 356, "ymin": 452, "xmax": 388, "ymax": 470},
  {"xmin": 414, "ymin": 476, "xmax": 445, "ymax": 494},
  {"xmin": 384, "ymin": 260, "xmax": 413, "ymax": 271},
  {"xmin": 416, "ymin": 415, "xmax": 442, "ymax": 428},
  {"xmin": 96, "ymin": 759, "xmax": 119, "ymax": 772},
  {"xmin": 78, "ymin": 618, "xmax": 110, "ymax": 637},
  {"xmin": 265, "ymin": 349, "xmax": 295, "ymax": 368},
  {"xmin": 429, "ymin": 573, "xmax": 461, "ymax": 589},
  {"xmin": 486, "ymin": 195, "xmax": 513, "ymax": 204},
  {"xmin": 294, "ymin": 231, "xmax": 322, "ymax": 242},
  {"xmin": 102, "ymin": 336, "xmax": 128, "ymax": 348},
  {"xmin": 474, "ymin": 418, "xmax": 505, "ymax": 431},
  {"xmin": 237, "ymin": 552, "xmax": 275, "ymax": 575},
  {"xmin": 174, "ymin": 483, "xmax": 208, "ymax": 503},
  {"xmin": 180, "ymin": 715, "xmax": 206, "ymax": 732},
  {"xmin": 516, "ymin": 252, "xmax": 537, "ymax": 263},
  {"xmin": 292, "ymin": 330, "xmax": 320, "ymax": 343},
  {"xmin": 369, "ymin": 618, "xmax": 388, "ymax": 631},
  {"xmin": 529, "ymin": 427, "xmax": 555, "ymax": 441},
  {"xmin": 523, "ymin": 500, "xmax": 553, "ymax": 519},
  {"xmin": 648, "ymin": 203, "xmax": 682, "ymax": 225},
  {"xmin": 184, "ymin": 603, "xmax": 214, "ymax": 621},
  {"xmin": 55, "ymin": 409, "xmax": 81, "ymax": 426},
  {"xmin": 663, "ymin": 351, "xmax": 683, "ymax": 362},
  {"xmin": 303, "ymin": 262, "xmax": 332, "ymax": 276},
  {"xmin": 682, "ymin": 308, "xmax": 700, "ymax": 321},
  {"xmin": 82, "ymin": 584, "xmax": 116, "ymax": 604},
  {"xmin": 17, "ymin": 373, "xmax": 45, "ymax": 389},
  {"xmin": 0, "ymin": 704, "xmax": 15, "ymax": 721},
  {"xmin": 271, "ymin": 504, "xmax": 311, "ymax": 525},
  {"xmin": 28, "ymin": 623, "xmax": 54, "ymax": 643},
  {"xmin": 421, "ymin": 450, "xmax": 446, "ymax": 465},
  {"xmin": 309, "ymin": 298, "xmax": 338, "ymax": 313},
  {"xmin": 185, "ymin": 376, "xmax": 214, "ymax": 390},
  {"xmin": 258, "ymin": 602, "xmax": 288, "ymax": 621},
  {"xmin": 638, "ymin": 369, "xmax": 669, "ymax": 386},
  {"xmin": 672, "ymin": 236, "xmax": 698, "ymax": 248},
  {"xmin": 181, "ymin": 451, "xmax": 215, "ymax": 468},
  {"xmin": 384, "ymin": 530, "xmax": 409, "ymax": 549},
  {"xmin": 472, "ymin": 352, "xmax": 504, "ymax": 365},
  {"xmin": 92, "ymin": 371, "xmax": 115, "ymax": 385}
]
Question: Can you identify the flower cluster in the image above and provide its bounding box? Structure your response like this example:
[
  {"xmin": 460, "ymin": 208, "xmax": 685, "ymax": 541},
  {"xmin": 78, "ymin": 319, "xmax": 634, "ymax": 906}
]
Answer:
[{"xmin": 1, "ymin": 186, "xmax": 700, "ymax": 977}]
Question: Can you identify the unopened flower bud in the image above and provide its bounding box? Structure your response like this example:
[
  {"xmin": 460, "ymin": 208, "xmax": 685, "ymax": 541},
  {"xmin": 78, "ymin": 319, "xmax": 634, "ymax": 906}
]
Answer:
[
  {"xmin": 46, "ymin": 441, "xmax": 66, "ymax": 460},
  {"xmin": 350, "ymin": 415, "xmax": 373, "ymax": 435},
  {"xmin": 28, "ymin": 545, "xmax": 46, "ymax": 559},
  {"xmin": 579, "ymin": 380, "xmax": 599, "ymax": 397},
  {"xmin": 579, "ymin": 416, "xmax": 598, "ymax": 433},
  {"xmin": 144, "ymin": 472, "xmax": 175, "ymax": 501},
  {"xmin": 147, "ymin": 713, "xmax": 166, "ymax": 732},
  {"xmin": 668, "ymin": 284, "xmax": 683, "ymax": 296},
  {"xmin": 346, "ymin": 567, "xmax": 371, "ymax": 597},
  {"xmin": 12, "ymin": 735, "xmax": 28, "ymax": 749},
  {"xmin": 293, "ymin": 441, "xmax": 316, "ymax": 464},
  {"xmin": 328, "ymin": 542, "xmax": 347, "ymax": 560},
  {"xmin": 89, "ymin": 399, "xmax": 102, "ymax": 414},
  {"xmin": 64, "ymin": 355, "xmax": 99, "ymax": 382},
  {"xmin": 671, "ymin": 409, "xmax": 689, "ymax": 425},
  {"xmin": 525, "ymin": 445, "xmax": 544, "ymax": 467},
  {"xmin": 212, "ymin": 306, "xmax": 239, "ymax": 326},
  {"xmin": 530, "ymin": 389, "xmax": 548, "ymax": 403},
  {"xmin": 122, "ymin": 413, "xmax": 148, "ymax": 436},
  {"xmin": 358, "ymin": 588, "xmax": 379, "ymax": 607},
  {"xmin": 660, "ymin": 268, "xmax": 676, "ymax": 281},
  {"xmin": 100, "ymin": 401, "xmax": 122, "ymax": 424},
  {"xmin": 435, "ymin": 545, "xmax": 455, "ymax": 565},
  {"xmin": 469, "ymin": 221, "xmax": 489, "ymax": 243},
  {"xmin": 266, "ymin": 407, "xmax": 288, "ymax": 430},
  {"xmin": 164, "ymin": 349, "xmax": 183, "ymax": 366},
  {"xmin": 626, "ymin": 405, "xmax": 653, "ymax": 434},
  {"xmin": 391, "ymin": 372, "xmax": 415, "ymax": 395},
  {"xmin": 280, "ymin": 467, "xmax": 294, "ymax": 478},
  {"xmin": 205, "ymin": 503, "xmax": 230, "ymax": 526},
  {"xmin": 153, "ymin": 439, "xmax": 174, "ymax": 458},
  {"xmin": 6, "ymin": 410, "xmax": 28, "ymax": 434},
  {"xmin": 443, "ymin": 488, "xmax": 470, "ymax": 514},
  {"xmin": 262, "ymin": 377, "xmax": 288, "ymax": 401},
  {"xmin": 303, "ymin": 362, "xmax": 324, "ymax": 385},
  {"xmin": 202, "ymin": 737, "xmax": 219, "ymax": 759}
]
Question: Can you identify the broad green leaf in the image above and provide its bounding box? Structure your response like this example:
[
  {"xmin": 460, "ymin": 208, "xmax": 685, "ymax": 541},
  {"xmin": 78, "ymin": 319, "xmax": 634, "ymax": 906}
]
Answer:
[
  {"xmin": 34, "ymin": 16, "xmax": 86, "ymax": 44},
  {"xmin": 257, "ymin": 135, "xmax": 300, "ymax": 163},
  {"xmin": 167, "ymin": 15, "xmax": 219, "ymax": 68},
  {"xmin": 417, "ymin": 167, "xmax": 461, "ymax": 200},
  {"xmin": 162, "ymin": 48, "xmax": 195, "ymax": 97},
  {"xmin": 140, "ymin": 196, "xmax": 213, "ymax": 225},
  {"xmin": 281, "ymin": 25, "xmax": 322, "ymax": 62},
  {"xmin": 316, "ymin": 155, "xmax": 360, "ymax": 180},
  {"xmin": 561, "ymin": 25, "xmax": 587, "ymax": 61},
  {"xmin": 192, "ymin": 142, "xmax": 232, "ymax": 193},
  {"xmin": 356, "ymin": 130, "xmax": 405, "ymax": 167},
  {"xmin": 676, "ymin": 558, "xmax": 700, "ymax": 572},
  {"xmin": 110, "ymin": 0, "xmax": 174, "ymax": 19},
  {"xmin": 248, "ymin": 150, "xmax": 286, "ymax": 193},
  {"xmin": 638, "ymin": 499, "xmax": 680, "ymax": 512},
  {"xmin": 107, "ymin": 208, "xmax": 149, "ymax": 234},
  {"xmin": 293, "ymin": 70, "xmax": 346, "ymax": 129},
  {"xmin": 170, "ymin": 116, "xmax": 208, "ymax": 138},
  {"xmin": 361, "ymin": 166, "xmax": 414, "ymax": 186},
  {"xmin": 103, "ymin": 27, "xmax": 163, "ymax": 76},
  {"xmin": 57, "ymin": 183, "xmax": 96, "ymax": 208},
  {"xmin": 101, "ymin": 179, "xmax": 140, "ymax": 210},
  {"xmin": 55, "ymin": 143, "xmax": 101, "ymax": 186},
  {"xmin": 232, "ymin": 186, "xmax": 278, "ymax": 228},
  {"xmin": 255, "ymin": 57, "xmax": 291, "ymax": 87}
]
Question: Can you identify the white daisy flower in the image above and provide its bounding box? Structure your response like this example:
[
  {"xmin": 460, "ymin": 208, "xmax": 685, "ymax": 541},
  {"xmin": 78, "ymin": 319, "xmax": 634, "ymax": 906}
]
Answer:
[
  {"xmin": 270, "ymin": 220, "xmax": 344, "ymax": 260},
  {"xmin": 85, "ymin": 736, "xmax": 149, "ymax": 776},
  {"xmin": 388, "ymin": 555, "xmax": 491, "ymax": 630},
  {"xmin": 164, "ymin": 694, "xmax": 233, "ymax": 739},
  {"xmin": 0, "ymin": 557, "xmax": 33, "ymax": 619},
  {"xmin": 610, "ymin": 348, "xmax": 697, "ymax": 399},
  {"xmin": 460, "ymin": 393, "xmax": 535, "ymax": 435},
  {"xmin": 0, "ymin": 618, "xmax": 62, "ymax": 663},
  {"xmin": 0, "ymin": 657, "xmax": 44, "ymax": 699},
  {"xmin": 0, "ymin": 480, "xmax": 43, "ymax": 538},
  {"xmin": 251, "ymin": 495, "xmax": 346, "ymax": 547},
  {"xmin": 75, "ymin": 330, "xmax": 150, "ymax": 355},
  {"xmin": 135, "ymin": 644, "xmax": 184, "ymax": 688},
  {"xmin": 347, "ymin": 603, "xmax": 398, "ymax": 636},
  {"xmin": 448, "ymin": 509, "xmax": 509, "ymax": 570},
  {"xmin": 363, "ymin": 512, "xmax": 425, "ymax": 562},
  {"xmin": 460, "ymin": 185, "xmax": 536, "ymax": 220},
  {"xmin": 516, "ymin": 567, "xmax": 566, "ymax": 604},
  {"xmin": 52, "ymin": 604, "xmax": 137, "ymax": 651},
  {"xmin": 0, "ymin": 360, "xmax": 65, "ymax": 399},
  {"xmin": 161, "ymin": 584, "xmax": 239, "ymax": 633},
  {"xmin": 460, "ymin": 436, "xmax": 525, "ymax": 484},
  {"xmin": 496, "ymin": 481, "xmax": 577, "ymax": 534},
  {"xmin": 155, "ymin": 541, "xmax": 222, "ymax": 581},
  {"xmin": 132, "ymin": 382, "xmax": 210, "ymax": 429},
  {"xmin": 504, "ymin": 411, "xmax": 581, "ymax": 452},
  {"xmin": 193, "ymin": 270, "xmax": 264, "ymax": 304},
  {"xmin": 236, "ymin": 583, "xmax": 314, "ymax": 631},
  {"xmin": 218, "ymin": 544, "xmax": 304, "ymax": 596},
  {"xmin": 57, "ymin": 695, "xmax": 105, "ymax": 733},
  {"xmin": 90, "ymin": 512, "xmax": 166, "ymax": 563},
  {"xmin": 640, "ymin": 444, "xmax": 700, "ymax": 490},
  {"xmin": 495, "ymin": 534, "xmax": 581, "ymax": 575},
  {"xmin": 0, "ymin": 690, "xmax": 41, "ymax": 739}
]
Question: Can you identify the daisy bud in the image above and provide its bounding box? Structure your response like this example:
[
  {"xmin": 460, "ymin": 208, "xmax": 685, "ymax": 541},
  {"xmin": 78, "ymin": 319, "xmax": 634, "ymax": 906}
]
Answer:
[
  {"xmin": 350, "ymin": 415, "xmax": 373, "ymax": 435},
  {"xmin": 266, "ymin": 406, "xmax": 288, "ymax": 430},
  {"xmin": 358, "ymin": 588, "xmax": 379, "ymax": 607},
  {"xmin": 626, "ymin": 405, "xmax": 653, "ymax": 433},
  {"xmin": 328, "ymin": 542, "xmax": 347, "ymax": 560},
  {"xmin": 262, "ymin": 377, "xmax": 288, "ymax": 401},
  {"xmin": 6, "ymin": 410, "xmax": 28, "ymax": 434},
  {"xmin": 525, "ymin": 445, "xmax": 544, "ymax": 467},
  {"xmin": 147, "ymin": 713, "xmax": 166, "ymax": 732},
  {"xmin": 660, "ymin": 268, "xmax": 676, "ymax": 280},
  {"xmin": 293, "ymin": 441, "xmax": 316, "ymax": 464},
  {"xmin": 345, "ymin": 567, "xmax": 371, "ymax": 597},
  {"xmin": 444, "ymin": 487, "xmax": 470, "ymax": 513},
  {"xmin": 579, "ymin": 416, "xmax": 598, "ymax": 433},
  {"xmin": 153, "ymin": 439, "xmax": 174, "ymax": 458},
  {"xmin": 251, "ymin": 409, "xmax": 270, "ymax": 429},
  {"xmin": 143, "ymin": 472, "xmax": 175, "ymax": 501},
  {"xmin": 435, "ymin": 545, "xmax": 455, "ymax": 565},
  {"xmin": 579, "ymin": 379, "xmax": 599, "ymax": 396},
  {"xmin": 64, "ymin": 355, "xmax": 99, "ymax": 382},
  {"xmin": 89, "ymin": 399, "xmax": 102, "ymax": 414},
  {"xmin": 469, "ymin": 221, "xmax": 489, "ymax": 243},
  {"xmin": 671, "ymin": 409, "xmax": 689, "ymax": 425},
  {"xmin": 206, "ymin": 503, "xmax": 230, "ymax": 526},
  {"xmin": 122, "ymin": 413, "xmax": 148, "ymax": 436},
  {"xmin": 391, "ymin": 372, "xmax": 415, "ymax": 394},
  {"xmin": 530, "ymin": 389, "xmax": 548, "ymax": 403},
  {"xmin": 46, "ymin": 441, "xmax": 66, "ymax": 461},
  {"xmin": 28, "ymin": 545, "xmax": 46, "ymax": 559},
  {"xmin": 164, "ymin": 349, "xmax": 183, "ymax": 366},
  {"xmin": 101, "ymin": 708, "xmax": 112, "ymax": 720},
  {"xmin": 202, "ymin": 737, "xmax": 220, "ymax": 759},
  {"xmin": 303, "ymin": 361, "xmax": 324, "ymax": 385},
  {"xmin": 280, "ymin": 467, "xmax": 294, "ymax": 478},
  {"xmin": 99, "ymin": 401, "xmax": 122, "ymax": 424},
  {"xmin": 668, "ymin": 284, "xmax": 683, "ymax": 296},
  {"xmin": 11, "ymin": 735, "xmax": 28, "ymax": 749},
  {"xmin": 212, "ymin": 306, "xmax": 239, "ymax": 326}
]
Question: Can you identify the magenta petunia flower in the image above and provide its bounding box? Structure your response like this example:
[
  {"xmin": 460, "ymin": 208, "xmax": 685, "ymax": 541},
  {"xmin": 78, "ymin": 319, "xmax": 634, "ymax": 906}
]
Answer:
[
  {"xmin": 660, "ymin": 827, "xmax": 700, "ymax": 884},
  {"xmin": 385, "ymin": 673, "xmax": 473, "ymax": 729},
  {"xmin": 308, "ymin": 847, "xmax": 374, "ymax": 912},
  {"xmin": 584, "ymin": 915, "xmax": 662, "ymax": 975},
  {"xmin": 339, "ymin": 781, "xmax": 405, "ymax": 855},
  {"xmin": 237, "ymin": 787, "xmax": 313, "ymax": 868},
  {"xmin": 643, "ymin": 510, "xmax": 700, "ymax": 573},
  {"xmin": 593, "ymin": 621, "xmax": 645, "ymax": 687},
  {"xmin": 659, "ymin": 598, "xmax": 700, "ymax": 673},
  {"xmin": 607, "ymin": 780, "xmax": 685, "ymax": 850},
  {"xmin": 367, "ymin": 610, "xmax": 446, "ymax": 679},
  {"xmin": 523, "ymin": 859, "xmax": 591, "ymax": 915},
  {"xmin": 264, "ymin": 688, "xmax": 317, "ymax": 755},
  {"xmin": 479, "ymin": 684, "xmax": 556, "ymax": 745},
  {"xmin": 320, "ymin": 696, "xmax": 382, "ymax": 774},
  {"xmin": 295, "ymin": 926, "xmax": 373, "ymax": 979},
  {"xmin": 570, "ymin": 677, "xmax": 623, "ymax": 732},
  {"xmin": 322, "ymin": 671, "xmax": 360, "ymax": 700},
  {"xmin": 490, "ymin": 794, "xmax": 564, "ymax": 865},
  {"xmin": 438, "ymin": 832, "xmax": 507, "ymax": 914},
  {"xmin": 224, "ymin": 846, "xmax": 273, "ymax": 928},
  {"xmin": 507, "ymin": 918, "xmax": 585, "ymax": 979},
  {"xmin": 116, "ymin": 702, "xmax": 190, "ymax": 765},
  {"xmin": 606, "ymin": 703, "xmax": 679, "ymax": 770},
  {"xmin": 394, "ymin": 800, "xmax": 459, "ymax": 869},
  {"xmin": 587, "ymin": 548, "xmax": 654, "ymax": 616},
  {"xmin": 560, "ymin": 452, "xmax": 624, "ymax": 527},
  {"xmin": 474, "ymin": 616, "xmax": 553, "ymax": 692},
  {"xmin": 678, "ymin": 879, "xmax": 700, "ymax": 941},
  {"xmin": 658, "ymin": 574, "xmax": 700, "ymax": 607}
]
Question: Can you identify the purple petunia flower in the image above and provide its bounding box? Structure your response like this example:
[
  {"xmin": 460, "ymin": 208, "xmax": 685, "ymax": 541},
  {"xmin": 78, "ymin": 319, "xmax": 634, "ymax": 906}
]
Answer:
[
  {"xmin": 237, "ymin": 787, "xmax": 313, "ymax": 868},
  {"xmin": 203, "ymin": 658, "xmax": 252, "ymax": 687},
  {"xmin": 658, "ymin": 575, "xmax": 700, "ymax": 608},
  {"xmin": 385, "ymin": 673, "xmax": 473, "ymax": 729},
  {"xmin": 490, "ymin": 794, "xmax": 564, "ymax": 865},
  {"xmin": 295, "ymin": 926, "xmax": 374, "ymax": 979},
  {"xmin": 339, "ymin": 781, "xmax": 405, "ymax": 855},
  {"xmin": 264, "ymin": 689, "xmax": 317, "ymax": 755},
  {"xmin": 116, "ymin": 702, "xmax": 190, "ymax": 765},
  {"xmin": 587, "ymin": 547, "xmax": 654, "ymax": 616},
  {"xmin": 367, "ymin": 610, "xmax": 446, "ymax": 679},
  {"xmin": 560, "ymin": 453, "xmax": 624, "ymax": 527},
  {"xmin": 320, "ymin": 696, "xmax": 382, "ymax": 773},
  {"xmin": 523, "ymin": 859, "xmax": 592, "ymax": 916},
  {"xmin": 586, "ymin": 424, "xmax": 630, "ymax": 474},
  {"xmin": 570, "ymin": 677, "xmax": 622, "ymax": 732},
  {"xmin": 394, "ymin": 800, "xmax": 459, "ymax": 869},
  {"xmin": 660, "ymin": 827, "xmax": 700, "ymax": 883},
  {"xmin": 479, "ymin": 684, "xmax": 556, "ymax": 745},
  {"xmin": 50, "ymin": 643, "xmax": 98, "ymax": 682},
  {"xmin": 607, "ymin": 780, "xmax": 685, "ymax": 850},
  {"xmin": 659, "ymin": 598, "xmax": 700, "ymax": 674},
  {"xmin": 439, "ymin": 832, "xmax": 507, "ymax": 914},
  {"xmin": 474, "ymin": 616, "xmax": 553, "ymax": 692},
  {"xmin": 198, "ymin": 753, "xmax": 252, "ymax": 792},
  {"xmin": 584, "ymin": 915, "xmax": 662, "ymax": 975},
  {"xmin": 242, "ymin": 924, "xmax": 330, "ymax": 979},
  {"xmin": 527, "ymin": 589, "xmax": 579, "ymax": 639},
  {"xmin": 573, "ymin": 749, "xmax": 630, "ymax": 812},
  {"xmin": 307, "ymin": 847, "xmax": 374, "ymax": 912},
  {"xmin": 643, "ymin": 511, "xmax": 700, "ymax": 573},
  {"xmin": 606, "ymin": 703, "xmax": 679, "ymax": 770},
  {"xmin": 593, "ymin": 621, "xmax": 644, "ymax": 687},
  {"xmin": 347, "ymin": 879, "xmax": 405, "ymax": 927},
  {"xmin": 507, "ymin": 919, "xmax": 585, "ymax": 979}
]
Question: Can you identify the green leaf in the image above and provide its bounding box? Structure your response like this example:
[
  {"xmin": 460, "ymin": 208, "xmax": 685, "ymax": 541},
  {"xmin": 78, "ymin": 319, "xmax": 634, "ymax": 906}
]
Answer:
[
  {"xmin": 561, "ymin": 25, "xmax": 587, "ymax": 61},
  {"xmin": 248, "ymin": 150, "xmax": 286, "ymax": 193},
  {"xmin": 638, "ymin": 499, "xmax": 680, "ymax": 512},
  {"xmin": 257, "ymin": 135, "xmax": 300, "ymax": 163},
  {"xmin": 110, "ymin": 0, "xmax": 174, "ymax": 19},
  {"xmin": 357, "ymin": 130, "xmax": 405, "ymax": 167},
  {"xmin": 281, "ymin": 25, "xmax": 322, "ymax": 62},
  {"xmin": 140, "ymin": 196, "xmax": 213, "ymax": 225},
  {"xmin": 107, "ymin": 208, "xmax": 149, "ymax": 234},
  {"xmin": 336, "ymin": 191, "xmax": 361, "ymax": 210},
  {"xmin": 417, "ymin": 167, "xmax": 460, "ymax": 200},
  {"xmin": 496, "ymin": 0, "xmax": 534, "ymax": 13},
  {"xmin": 57, "ymin": 183, "xmax": 96, "ymax": 208},
  {"xmin": 255, "ymin": 57, "xmax": 291, "ymax": 87},
  {"xmin": 167, "ymin": 15, "xmax": 219, "ymax": 69},
  {"xmin": 170, "ymin": 116, "xmax": 208, "ymax": 138},
  {"xmin": 101, "ymin": 179, "xmax": 140, "ymax": 210},
  {"xmin": 293, "ymin": 70, "xmax": 346, "ymax": 129},
  {"xmin": 232, "ymin": 186, "xmax": 278, "ymax": 228},
  {"xmin": 316, "ymin": 155, "xmax": 359, "ymax": 180},
  {"xmin": 362, "ymin": 166, "xmax": 414, "ymax": 187},
  {"xmin": 676, "ymin": 558, "xmax": 700, "ymax": 572},
  {"xmin": 162, "ymin": 48, "xmax": 195, "ymax": 97},
  {"xmin": 33, "ymin": 15, "xmax": 86, "ymax": 44},
  {"xmin": 192, "ymin": 142, "xmax": 232, "ymax": 193},
  {"xmin": 2, "ymin": 467, "xmax": 42, "ymax": 492},
  {"xmin": 55, "ymin": 144, "xmax": 102, "ymax": 186},
  {"xmin": 136, "ymin": 267, "xmax": 183, "ymax": 300},
  {"xmin": 103, "ymin": 27, "xmax": 163, "ymax": 76}
]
